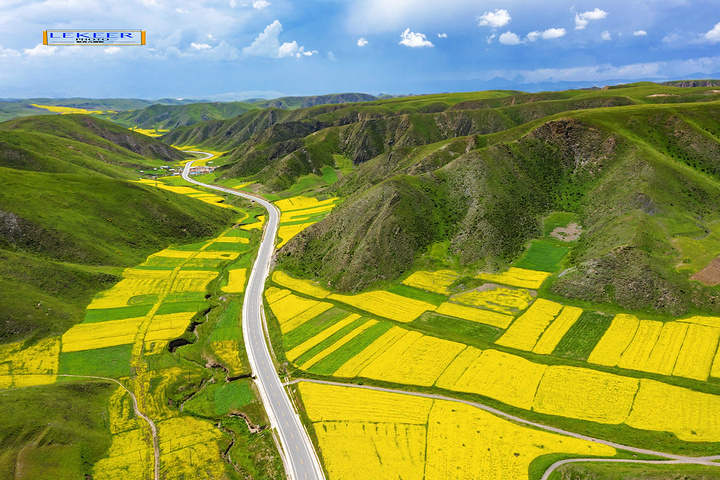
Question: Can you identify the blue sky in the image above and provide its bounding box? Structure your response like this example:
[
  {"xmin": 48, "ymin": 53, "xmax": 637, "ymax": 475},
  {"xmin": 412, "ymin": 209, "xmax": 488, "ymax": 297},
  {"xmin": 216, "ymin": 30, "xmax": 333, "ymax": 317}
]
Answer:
[{"xmin": 0, "ymin": 0, "xmax": 719, "ymax": 99}]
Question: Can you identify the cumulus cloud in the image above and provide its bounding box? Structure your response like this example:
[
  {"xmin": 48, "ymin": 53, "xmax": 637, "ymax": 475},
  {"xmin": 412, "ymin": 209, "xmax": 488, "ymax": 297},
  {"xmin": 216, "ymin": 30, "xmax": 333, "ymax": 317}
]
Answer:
[
  {"xmin": 252, "ymin": 0, "xmax": 270, "ymax": 9},
  {"xmin": 575, "ymin": 8, "xmax": 607, "ymax": 30},
  {"xmin": 437, "ymin": 33, "xmax": 447, "ymax": 38},
  {"xmin": 478, "ymin": 9, "xmax": 511, "ymax": 28},
  {"xmin": 243, "ymin": 20, "xmax": 314, "ymax": 58},
  {"xmin": 663, "ymin": 32, "xmax": 682, "ymax": 43},
  {"xmin": 357, "ymin": 37, "xmax": 368, "ymax": 46},
  {"xmin": 399, "ymin": 28, "xmax": 434, "ymax": 47},
  {"xmin": 191, "ymin": 42, "xmax": 212, "ymax": 50},
  {"xmin": 499, "ymin": 31, "xmax": 523, "ymax": 45},
  {"xmin": 601, "ymin": 30, "xmax": 612, "ymax": 41},
  {"xmin": 527, "ymin": 28, "xmax": 566, "ymax": 42},
  {"xmin": 634, "ymin": 30, "xmax": 647, "ymax": 36},
  {"xmin": 104, "ymin": 46, "xmax": 121, "ymax": 54},
  {"xmin": 327, "ymin": 51, "xmax": 336, "ymax": 61},
  {"xmin": 24, "ymin": 44, "xmax": 56, "ymax": 56},
  {"xmin": 704, "ymin": 22, "xmax": 720, "ymax": 43}
]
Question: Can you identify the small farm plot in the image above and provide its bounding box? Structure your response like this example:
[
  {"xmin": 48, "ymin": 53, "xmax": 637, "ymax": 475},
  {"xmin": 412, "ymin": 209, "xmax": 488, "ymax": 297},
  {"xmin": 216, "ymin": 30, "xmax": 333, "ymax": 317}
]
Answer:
[
  {"xmin": 402, "ymin": 269, "xmax": 461, "ymax": 294},
  {"xmin": 496, "ymin": 299, "xmax": 564, "ymax": 351}
]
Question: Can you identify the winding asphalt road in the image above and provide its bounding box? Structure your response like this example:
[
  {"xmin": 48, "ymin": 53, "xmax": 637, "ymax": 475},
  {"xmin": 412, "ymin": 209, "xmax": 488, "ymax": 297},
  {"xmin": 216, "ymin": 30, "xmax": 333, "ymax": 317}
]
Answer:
[{"xmin": 182, "ymin": 157, "xmax": 325, "ymax": 480}]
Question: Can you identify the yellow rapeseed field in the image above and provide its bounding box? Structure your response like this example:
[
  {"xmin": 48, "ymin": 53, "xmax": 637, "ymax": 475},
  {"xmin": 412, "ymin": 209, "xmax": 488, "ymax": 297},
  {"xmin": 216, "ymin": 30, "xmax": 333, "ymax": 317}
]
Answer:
[
  {"xmin": 587, "ymin": 314, "xmax": 640, "ymax": 367},
  {"xmin": 329, "ymin": 291, "xmax": 436, "ymax": 323},
  {"xmin": 107, "ymin": 386, "xmax": 142, "ymax": 434},
  {"xmin": 241, "ymin": 215, "xmax": 264, "ymax": 230},
  {"xmin": 533, "ymin": 366, "xmax": 638, "ymax": 424},
  {"xmin": 616, "ymin": 320, "xmax": 664, "ymax": 372},
  {"xmin": 402, "ymin": 270, "xmax": 460, "ymax": 294},
  {"xmin": 680, "ymin": 316, "xmax": 720, "ymax": 328},
  {"xmin": 268, "ymin": 290, "xmax": 325, "ymax": 325},
  {"xmin": 134, "ymin": 179, "xmax": 234, "ymax": 209},
  {"xmin": 279, "ymin": 302, "xmax": 334, "ymax": 334},
  {"xmin": 478, "ymin": 267, "xmax": 552, "ymax": 289},
  {"xmin": 425, "ymin": 401, "xmax": 615, "ymax": 480},
  {"xmin": 672, "ymin": 324, "xmax": 720, "ymax": 381},
  {"xmin": 265, "ymin": 286, "xmax": 291, "ymax": 304},
  {"xmin": 496, "ymin": 299, "xmax": 563, "ymax": 351},
  {"xmin": 333, "ymin": 327, "xmax": 408, "ymax": 378},
  {"xmin": 299, "ymin": 381, "xmax": 433, "ymax": 424},
  {"xmin": 30, "ymin": 103, "xmax": 105, "ymax": 114},
  {"xmin": 210, "ymin": 340, "xmax": 245, "ymax": 375},
  {"xmin": 533, "ymin": 306, "xmax": 583, "ymax": 355},
  {"xmin": 643, "ymin": 322, "xmax": 688, "ymax": 376},
  {"xmin": 214, "ymin": 236, "xmax": 249, "ymax": 244},
  {"xmin": 356, "ymin": 333, "xmax": 466, "ymax": 386},
  {"xmin": 0, "ymin": 337, "xmax": 61, "ymax": 388},
  {"xmin": 435, "ymin": 302, "xmax": 514, "ymax": 329},
  {"xmin": 144, "ymin": 312, "xmax": 196, "ymax": 349},
  {"xmin": 314, "ymin": 422, "xmax": 427, "ymax": 480},
  {"xmin": 61, "ymin": 317, "xmax": 145, "ymax": 352},
  {"xmin": 625, "ymin": 379, "xmax": 720, "ymax": 442},
  {"xmin": 277, "ymin": 224, "xmax": 313, "ymax": 248},
  {"xmin": 436, "ymin": 349, "xmax": 547, "ymax": 410},
  {"xmin": 275, "ymin": 196, "xmax": 341, "ymax": 248},
  {"xmin": 299, "ymin": 320, "xmax": 378, "ymax": 370},
  {"xmin": 272, "ymin": 270, "xmax": 330, "ymax": 298},
  {"xmin": 286, "ymin": 314, "xmax": 361, "ymax": 362},
  {"xmin": 158, "ymin": 416, "xmax": 226, "ymax": 478},
  {"xmin": 93, "ymin": 428, "xmax": 153, "ymax": 480},
  {"xmin": 452, "ymin": 286, "xmax": 534, "ymax": 315},
  {"xmin": 222, "ymin": 268, "xmax": 247, "ymax": 294},
  {"xmin": 299, "ymin": 382, "xmax": 615, "ymax": 480}
]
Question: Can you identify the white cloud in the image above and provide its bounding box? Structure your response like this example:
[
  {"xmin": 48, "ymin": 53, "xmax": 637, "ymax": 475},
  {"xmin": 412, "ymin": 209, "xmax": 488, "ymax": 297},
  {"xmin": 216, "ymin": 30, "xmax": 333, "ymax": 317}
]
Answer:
[
  {"xmin": 0, "ymin": 45, "xmax": 20, "ymax": 57},
  {"xmin": 704, "ymin": 22, "xmax": 720, "ymax": 43},
  {"xmin": 499, "ymin": 31, "xmax": 523, "ymax": 45},
  {"xmin": 527, "ymin": 28, "xmax": 566, "ymax": 42},
  {"xmin": 104, "ymin": 46, "xmax": 121, "ymax": 54},
  {"xmin": 633, "ymin": 30, "xmax": 647, "ymax": 36},
  {"xmin": 438, "ymin": 33, "xmax": 447, "ymax": 38},
  {"xmin": 229, "ymin": 0, "xmax": 237, "ymax": 7},
  {"xmin": 140, "ymin": 0, "xmax": 157, "ymax": 6},
  {"xmin": 252, "ymin": 0, "xmax": 270, "ymax": 9},
  {"xmin": 486, "ymin": 34, "xmax": 495, "ymax": 44},
  {"xmin": 663, "ymin": 32, "xmax": 682, "ymax": 43},
  {"xmin": 357, "ymin": 37, "xmax": 368, "ymax": 47},
  {"xmin": 243, "ymin": 20, "xmax": 313, "ymax": 58},
  {"xmin": 478, "ymin": 9, "xmax": 511, "ymax": 28},
  {"xmin": 601, "ymin": 30, "xmax": 612, "ymax": 41},
  {"xmin": 191, "ymin": 42, "xmax": 212, "ymax": 50},
  {"xmin": 575, "ymin": 8, "xmax": 608, "ymax": 30},
  {"xmin": 327, "ymin": 51, "xmax": 336, "ymax": 61},
  {"xmin": 176, "ymin": 8, "xmax": 189, "ymax": 13},
  {"xmin": 399, "ymin": 28, "xmax": 434, "ymax": 48},
  {"xmin": 24, "ymin": 43, "xmax": 56, "ymax": 56}
]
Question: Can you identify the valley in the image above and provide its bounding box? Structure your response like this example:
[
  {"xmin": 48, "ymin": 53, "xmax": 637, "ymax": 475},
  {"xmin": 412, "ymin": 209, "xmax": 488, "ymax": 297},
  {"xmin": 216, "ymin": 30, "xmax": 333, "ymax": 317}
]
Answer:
[{"xmin": 2, "ymin": 82, "xmax": 720, "ymax": 480}]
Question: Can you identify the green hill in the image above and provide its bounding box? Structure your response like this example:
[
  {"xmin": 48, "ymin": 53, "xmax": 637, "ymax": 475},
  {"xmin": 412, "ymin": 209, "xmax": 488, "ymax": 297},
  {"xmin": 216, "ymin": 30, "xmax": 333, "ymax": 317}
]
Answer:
[
  {"xmin": 159, "ymin": 82, "xmax": 720, "ymax": 317},
  {"xmin": 0, "ymin": 115, "xmax": 233, "ymax": 342}
]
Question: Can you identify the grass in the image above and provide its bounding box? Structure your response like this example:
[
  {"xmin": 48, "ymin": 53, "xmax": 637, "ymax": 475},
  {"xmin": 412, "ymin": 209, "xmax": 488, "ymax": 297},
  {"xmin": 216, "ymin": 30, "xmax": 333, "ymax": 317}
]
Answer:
[
  {"xmin": 552, "ymin": 312, "xmax": 614, "ymax": 361},
  {"xmin": 183, "ymin": 378, "xmax": 255, "ymax": 417},
  {"xmin": 0, "ymin": 382, "xmax": 115, "ymax": 479},
  {"xmin": 58, "ymin": 344, "xmax": 133, "ymax": 378},
  {"xmin": 515, "ymin": 239, "xmax": 571, "ymax": 273},
  {"xmin": 83, "ymin": 305, "xmax": 154, "ymax": 323},
  {"xmin": 308, "ymin": 321, "xmax": 394, "ymax": 375},
  {"xmin": 387, "ymin": 284, "xmax": 449, "ymax": 306},
  {"xmin": 543, "ymin": 211, "xmax": 578, "ymax": 235},
  {"xmin": 409, "ymin": 312, "xmax": 504, "ymax": 345},
  {"xmin": 282, "ymin": 307, "xmax": 352, "ymax": 351},
  {"xmin": 549, "ymin": 462, "xmax": 720, "ymax": 480},
  {"xmin": 292, "ymin": 316, "xmax": 369, "ymax": 365},
  {"xmin": 156, "ymin": 300, "xmax": 210, "ymax": 315}
]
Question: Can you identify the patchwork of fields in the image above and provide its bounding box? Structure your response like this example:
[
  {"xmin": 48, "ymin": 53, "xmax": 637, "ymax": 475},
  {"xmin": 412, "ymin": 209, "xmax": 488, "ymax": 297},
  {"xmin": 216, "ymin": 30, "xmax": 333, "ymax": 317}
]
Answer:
[
  {"xmin": 298, "ymin": 382, "xmax": 615, "ymax": 480},
  {"xmin": 274, "ymin": 195, "xmax": 341, "ymax": 248},
  {"xmin": 0, "ymin": 198, "xmax": 276, "ymax": 479}
]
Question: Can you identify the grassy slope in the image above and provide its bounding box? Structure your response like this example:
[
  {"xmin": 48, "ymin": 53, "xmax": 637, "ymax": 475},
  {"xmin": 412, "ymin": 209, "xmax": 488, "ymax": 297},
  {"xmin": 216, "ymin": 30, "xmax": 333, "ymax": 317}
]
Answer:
[
  {"xmin": 0, "ymin": 115, "xmax": 234, "ymax": 342},
  {"xmin": 276, "ymin": 99, "xmax": 720, "ymax": 317}
]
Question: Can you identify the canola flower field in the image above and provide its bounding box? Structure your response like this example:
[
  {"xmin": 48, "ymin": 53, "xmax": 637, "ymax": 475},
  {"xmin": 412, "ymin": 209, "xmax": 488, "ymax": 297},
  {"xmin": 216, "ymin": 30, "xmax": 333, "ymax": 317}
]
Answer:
[
  {"xmin": 274, "ymin": 195, "xmax": 341, "ymax": 248},
  {"xmin": 1, "ymin": 194, "xmax": 271, "ymax": 479},
  {"xmin": 30, "ymin": 103, "xmax": 115, "ymax": 114},
  {"xmin": 268, "ymin": 261, "xmax": 720, "ymax": 467},
  {"xmin": 298, "ymin": 382, "xmax": 615, "ymax": 480}
]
